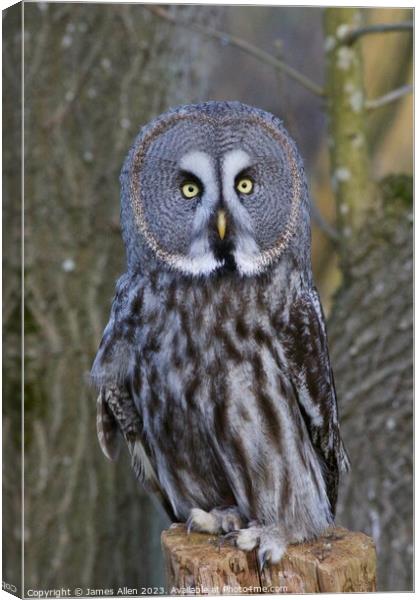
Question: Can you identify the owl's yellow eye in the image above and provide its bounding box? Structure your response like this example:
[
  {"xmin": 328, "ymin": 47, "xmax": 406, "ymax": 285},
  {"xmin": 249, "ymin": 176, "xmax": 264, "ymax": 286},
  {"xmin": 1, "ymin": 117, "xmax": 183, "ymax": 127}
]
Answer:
[
  {"xmin": 181, "ymin": 181, "xmax": 200, "ymax": 199},
  {"xmin": 236, "ymin": 177, "xmax": 254, "ymax": 195}
]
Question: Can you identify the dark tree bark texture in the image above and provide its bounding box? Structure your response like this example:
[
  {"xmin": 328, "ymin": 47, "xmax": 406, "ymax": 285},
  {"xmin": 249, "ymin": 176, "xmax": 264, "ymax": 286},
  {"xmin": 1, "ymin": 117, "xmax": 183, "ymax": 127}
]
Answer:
[
  {"xmin": 3, "ymin": 5, "xmax": 23, "ymax": 595},
  {"xmin": 330, "ymin": 176, "xmax": 413, "ymax": 592}
]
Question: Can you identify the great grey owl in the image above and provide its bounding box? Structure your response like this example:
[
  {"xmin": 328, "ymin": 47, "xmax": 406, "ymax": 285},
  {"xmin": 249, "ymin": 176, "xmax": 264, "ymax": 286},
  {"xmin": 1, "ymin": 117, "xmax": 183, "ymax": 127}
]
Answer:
[{"xmin": 91, "ymin": 101, "xmax": 349, "ymax": 567}]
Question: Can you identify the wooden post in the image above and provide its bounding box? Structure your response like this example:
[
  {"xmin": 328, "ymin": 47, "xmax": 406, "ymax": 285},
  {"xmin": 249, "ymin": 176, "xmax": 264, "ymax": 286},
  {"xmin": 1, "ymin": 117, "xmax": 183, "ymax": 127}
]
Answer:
[{"xmin": 161, "ymin": 524, "xmax": 376, "ymax": 594}]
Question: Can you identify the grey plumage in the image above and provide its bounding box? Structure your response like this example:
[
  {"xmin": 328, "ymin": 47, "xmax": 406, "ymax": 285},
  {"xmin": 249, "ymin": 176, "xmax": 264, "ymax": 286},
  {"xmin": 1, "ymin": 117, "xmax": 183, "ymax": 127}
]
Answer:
[{"xmin": 91, "ymin": 101, "xmax": 349, "ymax": 565}]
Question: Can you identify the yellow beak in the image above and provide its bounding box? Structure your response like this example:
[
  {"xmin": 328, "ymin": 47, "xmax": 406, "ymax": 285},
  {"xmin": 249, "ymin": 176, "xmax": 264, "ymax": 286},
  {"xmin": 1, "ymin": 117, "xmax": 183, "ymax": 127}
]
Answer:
[{"xmin": 217, "ymin": 210, "xmax": 227, "ymax": 240}]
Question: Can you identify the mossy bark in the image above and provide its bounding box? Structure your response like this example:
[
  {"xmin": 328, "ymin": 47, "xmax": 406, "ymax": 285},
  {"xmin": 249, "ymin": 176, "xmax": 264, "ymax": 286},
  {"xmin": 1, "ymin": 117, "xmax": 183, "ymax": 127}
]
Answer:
[{"xmin": 324, "ymin": 8, "xmax": 374, "ymax": 261}]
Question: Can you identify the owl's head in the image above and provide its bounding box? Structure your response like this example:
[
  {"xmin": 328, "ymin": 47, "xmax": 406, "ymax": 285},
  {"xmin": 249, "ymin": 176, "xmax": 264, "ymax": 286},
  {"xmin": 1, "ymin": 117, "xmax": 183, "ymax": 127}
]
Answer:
[{"xmin": 120, "ymin": 101, "xmax": 310, "ymax": 277}]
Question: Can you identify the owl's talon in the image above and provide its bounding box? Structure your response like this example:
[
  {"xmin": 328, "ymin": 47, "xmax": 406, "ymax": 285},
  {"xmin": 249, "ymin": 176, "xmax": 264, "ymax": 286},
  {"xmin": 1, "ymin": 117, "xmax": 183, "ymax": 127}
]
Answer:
[
  {"xmin": 235, "ymin": 524, "xmax": 286, "ymax": 566},
  {"xmin": 187, "ymin": 506, "xmax": 243, "ymax": 535},
  {"xmin": 222, "ymin": 530, "xmax": 239, "ymax": 544},
  {"xmin": 212, "ymin": 506, "xmax": 243, "ymax": 533},
  {"xmin": 257, "ymin": 549, "xmax": 269, "ymax": 573},
  {"xmin": 187, "ymin": 508, "xmax": 221, "ymax": 534},
  {"xmin": 223, "ymin": 517, "xmax": 240, "ymax": 533}
]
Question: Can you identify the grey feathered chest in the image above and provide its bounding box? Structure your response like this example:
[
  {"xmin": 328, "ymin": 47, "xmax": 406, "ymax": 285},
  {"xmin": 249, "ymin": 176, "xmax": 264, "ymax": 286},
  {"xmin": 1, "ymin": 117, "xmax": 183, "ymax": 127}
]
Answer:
[
  {"xmin": 94, "ymin": 260, "xmax": 336, "ymax": 536},
  {"xmin": 92, "ymin": 101, "xmax": 349, "ymax": 565},
  {"xmin": 134, "ymin": 265, "xmax": 297, "ymax": 519}
]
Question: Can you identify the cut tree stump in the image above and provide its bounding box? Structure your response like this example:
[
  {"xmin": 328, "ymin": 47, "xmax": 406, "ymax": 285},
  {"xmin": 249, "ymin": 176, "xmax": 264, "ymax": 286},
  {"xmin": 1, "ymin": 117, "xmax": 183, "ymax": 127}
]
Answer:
[{"xmin": 161, "ymin": 524, "xmax": 376, "ymax": 594}]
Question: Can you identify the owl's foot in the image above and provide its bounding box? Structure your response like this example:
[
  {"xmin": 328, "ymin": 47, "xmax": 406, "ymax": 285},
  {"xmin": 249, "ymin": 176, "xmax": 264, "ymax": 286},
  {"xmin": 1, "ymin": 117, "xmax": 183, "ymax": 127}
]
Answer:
[
  {"xmin": 187, "ymin": 506, "xmax": 243, "ymax": 534},
  {"xmin": 234, "ymin": 524, "xmax": 287, "ymax": 568}
]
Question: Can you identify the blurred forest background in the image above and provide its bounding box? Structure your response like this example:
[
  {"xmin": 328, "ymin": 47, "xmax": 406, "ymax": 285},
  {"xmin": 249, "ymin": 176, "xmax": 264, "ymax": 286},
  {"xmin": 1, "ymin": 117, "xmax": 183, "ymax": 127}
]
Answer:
[{"xmin": 3, "ymin": 2, "xmax": 413, "ymax": 595}]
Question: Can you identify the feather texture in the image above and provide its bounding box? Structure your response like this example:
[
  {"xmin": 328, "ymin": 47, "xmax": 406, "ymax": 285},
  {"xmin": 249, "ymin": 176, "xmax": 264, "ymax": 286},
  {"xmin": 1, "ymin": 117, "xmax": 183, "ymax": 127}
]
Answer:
[{"xmin": 91, "ymin": 101, "xmax": 349, "ymax": 563}]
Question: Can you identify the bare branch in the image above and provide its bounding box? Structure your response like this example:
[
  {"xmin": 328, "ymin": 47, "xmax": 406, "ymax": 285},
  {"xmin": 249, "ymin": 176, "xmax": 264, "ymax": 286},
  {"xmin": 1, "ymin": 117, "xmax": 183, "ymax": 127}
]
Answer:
[
  {"xmin": 146, "ymin": 5, "xmax": 325, "ymax": 98},
  {"xmin": 340, "ymin": 21, "xmax": 413, "ymax": 45},
  {"xmin": 366, "ymin": 84, "xmax": 413, "ymax": 111}
]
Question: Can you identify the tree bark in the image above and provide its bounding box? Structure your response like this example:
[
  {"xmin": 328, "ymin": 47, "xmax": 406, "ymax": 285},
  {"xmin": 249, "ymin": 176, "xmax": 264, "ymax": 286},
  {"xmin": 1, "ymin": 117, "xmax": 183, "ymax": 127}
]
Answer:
[
  {"xmin": 324, "ymin": 8, "xmax": 374, "ymax": 262},
  {"xmin": 329, "ymin": 176, "xmax": 413, "ymax": 591},
  {"xmin": 3, "ymin": 4, "xmax": 23, "ymax": 595}
]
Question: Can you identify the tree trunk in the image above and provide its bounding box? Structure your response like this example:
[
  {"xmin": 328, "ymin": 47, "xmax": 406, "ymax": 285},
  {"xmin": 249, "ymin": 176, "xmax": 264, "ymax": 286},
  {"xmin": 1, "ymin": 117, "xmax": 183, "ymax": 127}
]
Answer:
[
  {"xmin": 324, "ymin": 8, "xmax": 374, "ymax": 267},
  {"xmin": 3, "ymin": 6, "xmax": 23, "ymax": 593},
  {"xmin": 3, "ymin": 3, "xmax": 223, "ymax": 593},
  {"xmin": 329, "ymin": 176, "xmax": 413, "ymax": 591}
]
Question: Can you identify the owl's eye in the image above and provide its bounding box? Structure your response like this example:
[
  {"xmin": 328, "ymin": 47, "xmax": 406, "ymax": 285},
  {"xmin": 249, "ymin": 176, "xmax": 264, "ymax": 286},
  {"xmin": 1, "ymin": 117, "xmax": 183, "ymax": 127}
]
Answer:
[
  {"xmin": 235, "ymin": 177, "xmax": 254, "ymax": 195},
  {"xmin": 181, "ymin": 181, "xmax": 201, "ymax": 199}
]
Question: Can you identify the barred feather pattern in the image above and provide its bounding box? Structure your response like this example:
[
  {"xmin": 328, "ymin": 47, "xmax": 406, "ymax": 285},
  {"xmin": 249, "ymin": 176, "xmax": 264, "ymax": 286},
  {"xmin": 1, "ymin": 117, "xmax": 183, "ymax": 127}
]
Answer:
[
  {"xmin": 91, "ymin": 101, "xmax": 349, "ymax": 557},
  {"xmin": 93, "ymin": 256, "xmax": 348, "ymax": 543},
  {"xmin": 98, "ymin": 384, "xmax": 176, "ymax": 520}
]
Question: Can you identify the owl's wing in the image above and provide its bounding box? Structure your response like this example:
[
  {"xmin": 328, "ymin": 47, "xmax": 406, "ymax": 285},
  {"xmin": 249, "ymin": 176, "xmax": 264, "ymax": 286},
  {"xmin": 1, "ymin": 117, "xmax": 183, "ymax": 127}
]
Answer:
[
  {"xmin": 96, "ymin": 389, "xmax": 121, "ymax": 461},
  {"xmin": 284, "ymin": 288, "xmax": 350, "ymax": 514},
  {"xmin": 92, "ymin": 275, "xmax": 174, "ymax": 518},
  {"xmin": 96, "ymin": 384, "xmax": 176, "ymax": 521}
]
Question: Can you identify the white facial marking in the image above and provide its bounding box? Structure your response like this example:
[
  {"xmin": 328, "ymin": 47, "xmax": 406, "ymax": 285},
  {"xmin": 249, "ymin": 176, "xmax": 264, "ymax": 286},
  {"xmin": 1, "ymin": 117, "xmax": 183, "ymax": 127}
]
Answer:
[
  {"xmin": 222, "ymin": 149, "xmax": 251, "ymax": 186},
  {"xmin": 222, "ymin": 149, "xmax": 260, "ymax": 276},
  {"xmin": 178, "ymin": 151, "xmax": 220, "ymax": 276},
  {"xmin": 173, "ymin": 254, "xmax": 221, "ymax": 277},
  {"xmin": 179, "ymin": 151, "xmax": 218, "ymax": 200}
]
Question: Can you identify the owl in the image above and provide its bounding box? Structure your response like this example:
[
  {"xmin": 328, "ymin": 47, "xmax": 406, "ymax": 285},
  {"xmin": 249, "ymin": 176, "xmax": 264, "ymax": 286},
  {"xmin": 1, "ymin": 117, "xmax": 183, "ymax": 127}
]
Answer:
[{"xmin": 91, "ymin": 101, "xmax": 349, "ymax": 568}]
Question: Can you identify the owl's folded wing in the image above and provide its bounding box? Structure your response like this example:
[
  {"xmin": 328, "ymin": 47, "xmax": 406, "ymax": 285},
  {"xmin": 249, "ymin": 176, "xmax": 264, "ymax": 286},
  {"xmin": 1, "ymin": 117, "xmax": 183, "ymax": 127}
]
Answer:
[
  {"xmin": 96, "ymin": 389, "xmax": 121, "ymax": 462},
  {"xmin": 284, "ymin": 288, "xmax": 350, "ymax": 514},
  {"xmin": 96, "ymin": 385, "xmax": 176, "ymax": 521}
]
